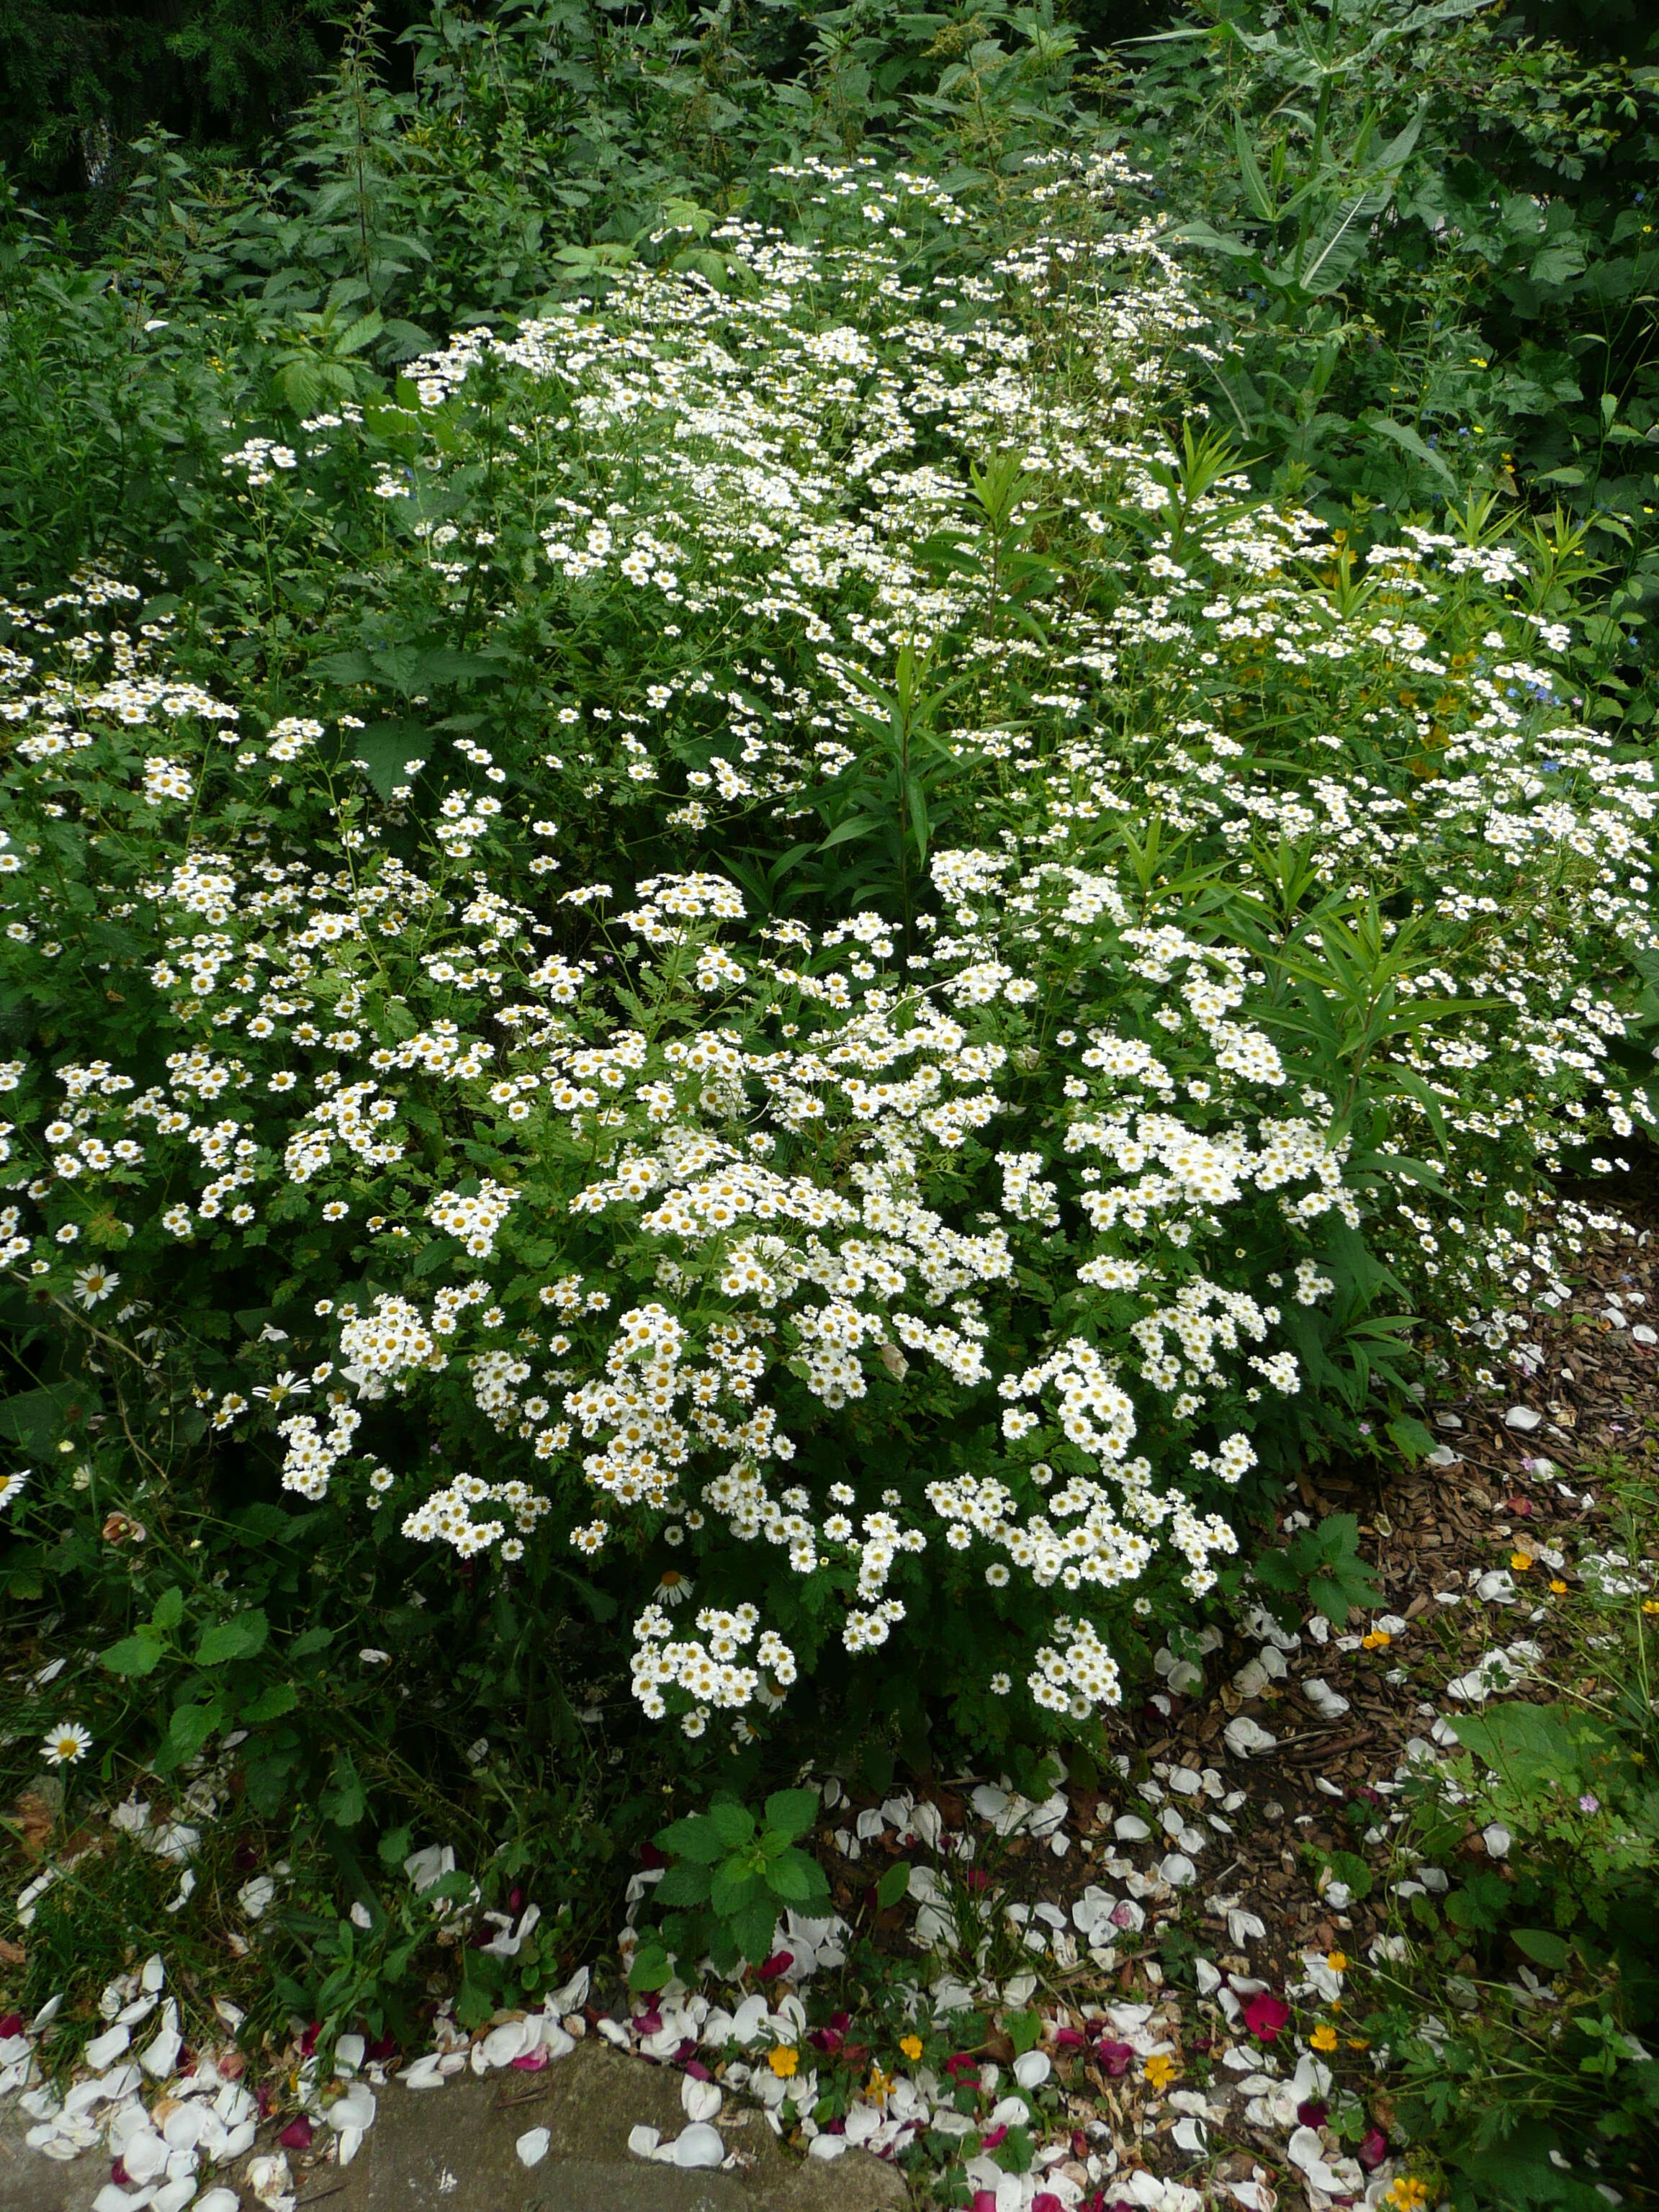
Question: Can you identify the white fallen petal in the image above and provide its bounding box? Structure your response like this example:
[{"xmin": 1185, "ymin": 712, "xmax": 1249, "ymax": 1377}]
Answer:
[
  {"xmin": 671, "ymin": 2123, "xmax": 724, "ymax": 2169},
  {"xmin": 681, "ymin": 2076, "xmax": 721, "ymax": 2124},
  {"xmin": 85, "ymin": 2026, "xmax": 132, "ymax": 2070},
  {"xmin": 516, "ymin": 2128, "xmax": 550, "ymax": 2169},
  {"xmin": 1223, "ymin": 1717, "xmax": 1277, "ymax": 1758},
  {"xmin": 627, "ymin": 2126, "xmax": 662, "ymax": 2159},
  {"xmin": 1302, "ymin": 1678, "xmax": 1351, "ymax": 1719},
  {"xmin": 1012, "ymin": 2051, "xmax": 1051, "ymax": 2090},
  {"xmin": 1504, "ymin": 1406, "xmax": 1542, "ymax": 1431},
  {"xmin": 807, "ymin": 2134, "xmax": 848, "ymax": 2160}
]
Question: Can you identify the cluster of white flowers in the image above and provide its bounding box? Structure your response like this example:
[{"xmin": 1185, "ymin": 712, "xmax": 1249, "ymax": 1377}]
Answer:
[{"xmin": 2, "ymin": 159, "xmax": 1653, "ymax": 1746}]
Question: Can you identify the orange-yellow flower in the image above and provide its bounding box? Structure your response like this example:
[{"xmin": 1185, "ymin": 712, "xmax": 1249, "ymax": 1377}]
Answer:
[
  {"xmin": 1550, "ymin": 1579, "xmax": 1568, "ymax": 1595},
  {"xmin": 1361, "ymin": 1629, "xmax": 1391, "ymax": 1650},
  {"xmin": 1143, "ymin": 2053, "xmax": 1176, "ymax": 2090},
  {"xmin": 1510, "ymin": 1552, "xmax": 1534, "ymax": 1573},
  {"xmin": 1326, "ymin": 1951, "xmax": 1348, "ymax": 1974},
  {"xmin": 768, "ymin": 2046, "xmax": 799, "ymax": 2079},
  {"xmin": 1310, "ymin": 2022, "xmax": 1339, "ymax": 2053},
  {"xmin": 899, "ymin": 2033, "xmax": 923, "ymax": 2062}
]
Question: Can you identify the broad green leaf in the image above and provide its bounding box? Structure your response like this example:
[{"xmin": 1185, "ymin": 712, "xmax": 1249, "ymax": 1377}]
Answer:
[
  {"xmin": 710, "ymin": 1862, "xmax": 763, "ymax": 1918},
  {"xmin": 240, "ymin": 1681, "xmax": 298, "ymax": 1722},
  {"xmin": 100, "ymin": 1634, "xmax": 164, "ymax": 1678},
  {"xmin": 1512, "ymin": 1928, "xmax": 1572, "ymax": 1970},
  {"xmin": 875, "ymin": 1861, "xmax": 912, "ymax": 1912},
  {"xmin": 707, "ymin": 1799, "xmax": 756, "ymax": 1851},
  {"xmin": 763, "ymin": 1787, "xmax": 819, "ymax": 1843},
  {"xmin": 150, "ymin": 1586, "xmax": 186, "ymax": 1632},
  {"xmin": 657, "ymin": 1863, "xmax": 713, "ymax": 1908},
  {"xmin": 196, "ymin": 1609, "xmax": 269, "ymax": 1666},
  {"xmin": 658, "ymin": 1813, "xmax": 729, "ymax": 1865},
  {"xmin": 628, "ymin": 1943, "xmax": 673, "ymax": 1992}
]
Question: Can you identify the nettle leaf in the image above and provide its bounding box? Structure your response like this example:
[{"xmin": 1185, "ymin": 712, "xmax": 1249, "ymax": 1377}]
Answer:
[
  {"xmin": 763, "ymin": 1787, "xmax": 818, "ymax": 1843},
  {"xmin": 710, "ymin": 1861, "xmax": 763, "ymax": 1918},
  {"xmin": 628, "ymin": 1943, "xmax": 673, "ymax": 1993},
  {"xmin": 658, "ymin": 1813, "xmax": 728, "ymax": 1865},
  {"xmin": 195, "ymin": 1609, "xmax": 269, "ymax": 1666},
  {"xmin": 706, "ymin": 1799, "xmax": 756, "ymax": 1851},
  {"xmin": 657, "ymin": 1863, "xmax": 712, "ymax": 1908},
  {"xmin": 100, "ymin": 1634, "xmax": 164, "ymax": 1677}
]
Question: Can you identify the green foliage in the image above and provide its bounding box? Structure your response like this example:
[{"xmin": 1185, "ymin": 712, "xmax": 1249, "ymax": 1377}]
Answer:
[
  {"xmin": 1368, "ymin": 1506, "xmax": 1659, "ymax": 2206},
  {"xmin": 1255, "ymin": 1511, "xmax": 1384, "ymax": 1626},
  {"xmin": 629, "ymin": 1788, "xmax": 831, "ymax": 1987}
]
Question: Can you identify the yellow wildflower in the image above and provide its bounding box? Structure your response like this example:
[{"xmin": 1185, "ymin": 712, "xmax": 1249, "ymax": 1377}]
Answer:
[
  {"xmin": 1143, "ymin": 2052, "xmax": 1176, "ymax": 2091},
  {"xmin": 768, "ymin": 2046, "xmax": 799, "ymax": 2079},
  {"xmin": 1361, "ymin": 1629, "xmax": 1391, "ymax": 1650},
  {"xmin": 1326, "ymin": 1951, "xmax": 1348, "ymax": 1974},
  {"xmin": 1310, "ymin": 2022, "xmax": 1339, "ymax": 2052},
  {"xmin": 1550, "ymin": 1579, "xmax": 1568, "ymax": 1595},
  {"xmin": 899, "ymin": 2034, "xmax": 923, "ymax": 2062},
  {"xmin": 1509, "ymin": 1552, "xmax": 1534, "ymax": 1573}
]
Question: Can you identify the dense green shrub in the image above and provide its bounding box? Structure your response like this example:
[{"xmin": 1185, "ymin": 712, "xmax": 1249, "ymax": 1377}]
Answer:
[{"xmin": 1, "ymin": 156, "xmax": 1653, "ymax": 1869}]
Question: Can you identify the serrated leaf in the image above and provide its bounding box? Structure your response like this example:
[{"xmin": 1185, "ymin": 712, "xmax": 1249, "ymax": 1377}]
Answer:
[
  {"xmin": 150, "ymin": 1585, "xmax": 185, "ymax": 1632},
  {"xmin": 763, "ymin": 1787, "xmax": 819, "ymax": 1843},
  {"xmin": 657, "ymin": 1863, "xmax": 712, "ymax": 1907},
  {"xmin": 195, "ymin": 1609, "xmax": 269, "ymax": 1666},
  {"xmin": 706, "ymin": 1799, "xmax": 755, "ymax": 1851},
  {"xmin": 100, "ymin": 1634, "xmax": 164, "ymax": 1677},
  {"xmin": 657, "ymin": 1813, "xmax": 728, "ymax": 1865},
  {"xmin": 710, "ymin": 1862, "xmax": 763, "ymax": 1918},
  {"xmin": 239, "ymin": 1681, "xmax": 297, "ymax": 1723}
]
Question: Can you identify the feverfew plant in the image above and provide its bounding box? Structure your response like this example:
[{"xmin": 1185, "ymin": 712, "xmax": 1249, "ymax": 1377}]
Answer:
[{"xmin": 0, "ymin": 155, "xmax": 1653, "ymax": 1838}]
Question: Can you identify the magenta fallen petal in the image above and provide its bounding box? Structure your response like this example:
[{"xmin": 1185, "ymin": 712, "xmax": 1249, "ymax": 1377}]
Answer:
[
  {"xmin": 1297, "ymin": 2098, "xmax": 1330, "ymax": 2128},
  {"xmin": 511, "ymin": 2051, "xmax": 548, "ymax": 2071},
  {"xmin": 1096, "ymin": 2038, "xmax": 1134, "ymax": 2077},
  {"xmin": 759, "ymin": 1951, "xmax": 794, "ymax": 1979},
  {"xmin": 1054, "ymin": 2026, "xmax": 1087, "ymax": 2049},
  {"xmin": 980, "ymin": 2124, "xmax": 1008, "ymax": 2149},
  {"xmin": 1358, "ymin": 2126, "xmax": 1390, "ymax": 2172},
  {"xmin": 684, "ymin": 2058, "xmax": 712, "ymax": 2080},
  {"xmin": 1034, "ymin": 2196, "xmax": 1064, "ymax": 2212},
  {"xmin": 1242, "ymin": 1991, "xmax": 1290, "ymax": 2041},
  {"xmin": 277, "ymin": 2117, "xmax": 313, "ymax": 2151}
]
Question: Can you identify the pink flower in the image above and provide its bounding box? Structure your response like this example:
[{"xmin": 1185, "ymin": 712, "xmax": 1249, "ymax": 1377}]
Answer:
[
  {"xmin": 1242, "ymin": 1991, "xmax": 1290, "ymax": 2042},
  {"xmin": 1096, "ymin": 2038, "xmax": 1134, "ymax": 2077},
  {"xmin": 1357, "ymin": 2126, "xmax": 1390, "ymax": 2172}
]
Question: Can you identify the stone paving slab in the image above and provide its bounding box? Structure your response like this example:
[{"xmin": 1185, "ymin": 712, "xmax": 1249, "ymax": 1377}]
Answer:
[{"xmin": 1, "ymin": 2041, "xmax": 909, "ymax": 2212}]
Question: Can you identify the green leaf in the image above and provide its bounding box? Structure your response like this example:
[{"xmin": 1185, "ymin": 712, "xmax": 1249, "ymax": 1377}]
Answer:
[
  {"xmin": 100, "ymin": 1634, "xmax": 164, "ymax": 1678},
  {"xmin": 628, "ymin": 1943, "xmax": 673, "ymax": 1992},
  {"xmin": 195, "ymin": 1609, "xmax": 269, "ymax": 1666},
  {"xmin": 378, "ymin": 1822, "xmax": 413, "ymax": 1867},
  {"xmin": 239, "ymin": 1681, "xmax": 298, "ymax": 1723},
  {"xmin": 1233, "ymin": 112, "xmax": 1278, "ymax": 223},
  {"xmin": 1362, "ymin": 413, "xmax": 1457, "ymax": 491},
  {"xmin": 1512, "ymin": 1928, "xmax": 1572, "ymax": 1969},
  {"xmin": 763, "ymin": 1788, "xmax": 819, "ymax": 1843},
  {"xmin": 150, "ymin": 1586, "xmax": 186, "ymax": 1632},
  {"xmin": 351, "ymin": 721, "xmax": 432, "ymax": 802},
  {"xmin": 876, "ymin": 1861, "xmax": 912, "ymax": 1912},
  {"xmin": 1386, "ymin": 1416, "xmax": 1437, "ymax": 1461},
  {"xmin": 710, "ymin": 1862, "xmax": 763, "ymax": 1918},
  {"xmin": 657, "ymin": 1863, "xmax": 713, "ymax": 1907},
  {"xmin": 320, "ymin": 1755, "xmax": 368, "ymax": 1828},
  {"xmin": 157, "ymin": 1699, "xmax": 223, "ymax": 1768},
  {"xmin": 1007, "ymin": 2007, "xmax": 1042, "ymax": 2055},
  {"xmin": 732, "ymin": 1902, "xmax": 778, "ymax": 1965},
  {"xmin": 706, "ymin": 1799, "xmax": 756, "ymax": 1851},
  {"xmin": 658, "ymin": 1813, "xmax": 728, "ymax": 1865}
]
